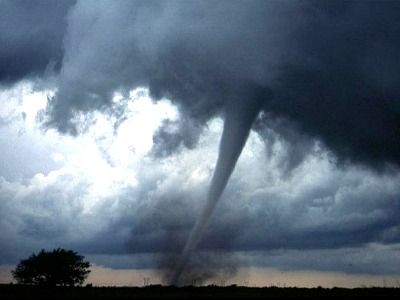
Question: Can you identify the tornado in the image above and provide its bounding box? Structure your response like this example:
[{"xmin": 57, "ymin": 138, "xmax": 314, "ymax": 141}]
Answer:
[{"xmin": 170, "ymin": 94, "xmax": 265, "ymax": 286}]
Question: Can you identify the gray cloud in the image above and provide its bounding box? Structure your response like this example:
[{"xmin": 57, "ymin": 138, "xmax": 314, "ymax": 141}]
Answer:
[
  {"xmin": 0, "ymin": 0, "xmax": 74, "ymax": 84},
  {"xmin": 151, "ymin": 117, "xmax": 202, "ymax": 157},
  {"xmin": 126, "ymin": 161, "xmax": 400, "ymax": 254},
  {"xmin": 246, "ymin": 244, "xmax": 400, "ymax": 276},
  {"xmin": 40, "ymin": 0, "xmax": 300, "ymax": 136}
]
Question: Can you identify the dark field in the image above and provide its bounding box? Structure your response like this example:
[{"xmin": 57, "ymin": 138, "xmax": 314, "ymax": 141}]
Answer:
[{"xmin": 1, "ymin": 284, "xmax": 400, "ymax": 298}]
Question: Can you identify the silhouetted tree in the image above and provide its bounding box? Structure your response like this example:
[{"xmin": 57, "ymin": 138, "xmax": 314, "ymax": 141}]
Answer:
[{"xmin": 12, "ymin": 248, "xmax": 91, "ymax": 286}]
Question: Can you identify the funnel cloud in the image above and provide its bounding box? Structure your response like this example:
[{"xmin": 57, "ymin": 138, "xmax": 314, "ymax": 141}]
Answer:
[{"xmin": 170, "ymin": 86, "xmax": 270, "ymax": 285}]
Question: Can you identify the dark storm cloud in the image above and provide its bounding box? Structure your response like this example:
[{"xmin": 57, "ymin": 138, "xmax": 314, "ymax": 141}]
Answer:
[
  {"xmin": 254, "ymin": 113, "xmax": 317, "ymax": 176},
  {"xmin": 0, "ymin": 0, "xmax": 74, "ymax": 84},
  {"xmin": 32, "ymin": 0, "xmax": 400, "ymax": 169},
  {"xmin": 151, "ymin": 118, "xmax": 202, "ymax": 157},
  {"xmin": 267, "ymin": 1, "xmax": 400, "ymax": 168},
  {"xmin": 126, "ymin": 189, "xmax": 200, "ymax": 254}
]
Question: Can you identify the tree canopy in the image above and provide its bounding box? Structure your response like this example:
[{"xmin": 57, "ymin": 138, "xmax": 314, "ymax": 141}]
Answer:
[{"xmin": 12, "ymin": 248, "xmax": 91, "ymax": 286}]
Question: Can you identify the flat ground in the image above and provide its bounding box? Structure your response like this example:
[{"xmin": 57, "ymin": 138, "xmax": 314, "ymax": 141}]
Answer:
[{"xmin": 1, "ymin": 284, "xmax": 400, "ymax": 298}]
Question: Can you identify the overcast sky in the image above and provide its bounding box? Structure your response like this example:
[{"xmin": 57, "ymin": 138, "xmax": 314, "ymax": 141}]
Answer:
[{"xmin": 1, "ymin": 0, "xmax": 400, "ymax": 287}]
